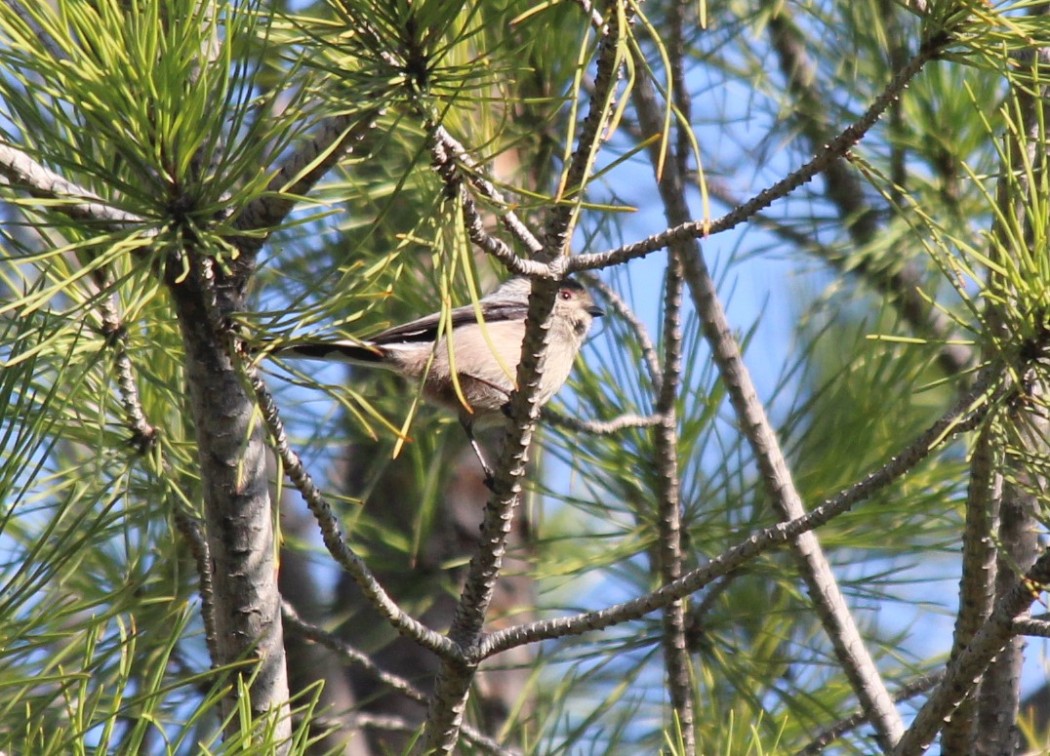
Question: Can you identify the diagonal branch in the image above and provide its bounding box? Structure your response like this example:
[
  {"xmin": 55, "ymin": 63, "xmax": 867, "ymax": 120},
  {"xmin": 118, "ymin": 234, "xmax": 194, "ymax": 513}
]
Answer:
[
  {"xmin": 433, "ymin": 126, "xmax": 544, "ymax": 257},
  {"xmin": 0, "ymin": 142, "xmax": 145, "ymax": 227},
  {"xmin": 478, "ymin": 365, "xmax": 1002, "ymax": 659},
  {"xmin": 678, "ymin": 236, "xmax": 905, "ymax": 749},
  {"xmin": 281, "ymin": 602, "xmax": 514, "ymax": 756},
  {"xmin": 797, "ymin": 672, "xmax": 946, "ymax": 755},
  {"xmin": 428, "ymin": 126, "xmax": 550, "ymax": 278},
  {"xmin": 245, "ymin": 356, "xmax": 460, "ymax": 661},
  {"xmin": 569, "ymin": 35, "xmax": 949, "ymax": 273},
  {"xmin": 894, "ymin": 546, "xmax": 1050, "ymax": 755}
]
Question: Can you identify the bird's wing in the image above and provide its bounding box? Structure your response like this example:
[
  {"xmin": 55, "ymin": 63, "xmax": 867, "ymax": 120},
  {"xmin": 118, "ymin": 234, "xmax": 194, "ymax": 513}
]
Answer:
[{"xmin": 370, "ymin": 299, "xmax": 529, "ymax": 345}]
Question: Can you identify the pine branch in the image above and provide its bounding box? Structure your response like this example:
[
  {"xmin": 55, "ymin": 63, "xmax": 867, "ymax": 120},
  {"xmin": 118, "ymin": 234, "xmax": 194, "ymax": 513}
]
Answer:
[
  {"xmin": 427, "ymin": 126, "xmax": 548, "ymax": 278},
  {"xmin": 894, "ymin": 547, "xmax": 1050, "ymax": 755},
  {"xmin": 423, "ymin": 4, "xmax": 632, "ymax": 751},
  {"xmin": 542, "ymin": 0, "xmax": 628, "ymax": 259},
  {"xmin": 432, "ymin": 126, "xmax": 544, "ymax": 257},
  {"xmin": 941, "ymin": 423, "xmax": 1002, "ymax": 750},
  {"xmin": 245, "ymin": 356, "xmax": 460, "ymax": 661},
  {"xmin": 478, "ymin": 366, "xmax": 1001, "ymax": 658},
  {"xmin": 0, "ymin": 142, "xmax": 144, "ymax": 227},
  {"xmin": 569, "ymin": 36, "xmax": 948, "ymax": 273},
  {"xmin": 797, "ymin": 672, "xmax": 946, "ymax": 755}
]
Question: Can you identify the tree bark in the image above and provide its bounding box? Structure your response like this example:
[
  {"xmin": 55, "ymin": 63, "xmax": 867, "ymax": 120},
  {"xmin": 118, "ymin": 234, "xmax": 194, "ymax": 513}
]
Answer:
[{"xmin": 168, "ymin": 262, "xmax": 291, "ymax": 747}]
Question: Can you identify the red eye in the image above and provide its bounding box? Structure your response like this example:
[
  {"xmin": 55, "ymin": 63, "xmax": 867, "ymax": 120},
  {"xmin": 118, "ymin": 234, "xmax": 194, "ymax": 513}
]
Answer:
[{"xmin": 559, "ymin": 288, "xmax": 573, "ymax": 300}]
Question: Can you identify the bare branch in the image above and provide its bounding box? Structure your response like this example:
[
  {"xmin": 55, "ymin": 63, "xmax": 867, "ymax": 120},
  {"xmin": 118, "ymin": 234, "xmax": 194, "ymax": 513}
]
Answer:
[
  {"xmin": 0, "ymin": 142, "xmax": 145, "ymax": 227},
  {"xmin": 894, "ymin": 547, "xmax": 1050, "ymax": 755},
  {"xmin": 629, "ymin": 16, "xmax": 695, "ymax": 743},
  {"xmin": 479, "ymin": 366, "xmax": 1001, "ymax": 659},
  {"xmin": 542, "ymin": 0, "xmax": 629, "ymax": 259},
  {"xmin": 281, "ymin": 600, "xmax": 427, "ymax": 704},
  {"xmin": 423, "ymin": 277, "xmax": 563, "ymax": 753},
  {"xmin": 98, "ymin": 296, "xmax": 158, "ymax": 453},
  {"xmin": 433, "ymin": 126, "xmax": 544, "ymax": 257},
  {"xmin": 569, "ymin": 37, "xmax": 948, "ymax": 273},
  {"xmin": 173, "ymin": 509, "xmax": 220, "ymax": 667},
  {"xmin": 544, "ymin": 409, "xmax": 661, "ymax": 434},
  {"xmin": 428, "ymin": 128, "xmax": 550, "ymax": 278},
  {"xmin": 652, "ymin": 254, "xmax": 694, "ymax": 747},
  {"xmin": 1013, "ymin": 617, "xmax": 1050, "ymax": 638},
  {"xmin": 797, "ymin": 672, "xmax": 946, "ymax": 755},
  {"xmin": 245, "ymin": 356, "xmax": 460, "ymax": 662}
]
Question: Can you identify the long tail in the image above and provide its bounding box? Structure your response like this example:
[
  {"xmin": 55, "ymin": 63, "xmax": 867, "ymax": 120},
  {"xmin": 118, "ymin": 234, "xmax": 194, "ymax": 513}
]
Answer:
[{"xmin": 271, "ymin": 340, "xmax": 386, "ymax": 365}]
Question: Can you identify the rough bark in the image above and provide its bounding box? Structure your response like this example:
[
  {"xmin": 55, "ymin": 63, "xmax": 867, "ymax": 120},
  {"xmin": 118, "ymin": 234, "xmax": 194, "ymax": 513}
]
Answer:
[{"xmin": 168, "ymin": 262, "xmax": 290, "ymax": 746}]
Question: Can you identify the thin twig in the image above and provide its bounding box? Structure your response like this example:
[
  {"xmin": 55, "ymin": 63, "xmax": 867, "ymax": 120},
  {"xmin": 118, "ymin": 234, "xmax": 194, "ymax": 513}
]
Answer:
[
  {"xmin": 99, "ymin": 296, "xmax": 158, "ymax": 453},
  {"xmin": 1013, "ymin": 617, "xmax": 1050, "ymax": 637},
  {"xmin": 433, "ymin": 126, "xmax": 544, "ymax": 257},
  {"xmin": 281, "ymin": 600, "xmax": 427, "ymax": 704},
  {"xmin": 172, "ymin": 509, "xmax": 220, "ymax": 667},
  {"xmin": 542, "ymin": 0, "xmax": 628, "ymax": 259}
]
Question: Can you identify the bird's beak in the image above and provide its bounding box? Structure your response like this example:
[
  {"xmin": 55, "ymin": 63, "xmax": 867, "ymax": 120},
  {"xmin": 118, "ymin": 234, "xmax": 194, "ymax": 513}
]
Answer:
[{"xmin": 587, "ymin": 304, "xmax": 605, "ymax": 317}]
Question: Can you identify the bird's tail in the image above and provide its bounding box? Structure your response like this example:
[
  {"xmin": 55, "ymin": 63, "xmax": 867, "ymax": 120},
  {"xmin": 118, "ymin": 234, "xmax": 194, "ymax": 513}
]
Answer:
[{"xmin": 265, "ymin": 340, "xmax": 386, "ymax": 365}]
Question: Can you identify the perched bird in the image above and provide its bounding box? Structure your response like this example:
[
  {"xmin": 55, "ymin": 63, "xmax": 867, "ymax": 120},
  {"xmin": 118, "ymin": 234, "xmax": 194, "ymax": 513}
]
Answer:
[{"xmin": 271, "ymin": 277, "xmax": 604, "ymax": 478}]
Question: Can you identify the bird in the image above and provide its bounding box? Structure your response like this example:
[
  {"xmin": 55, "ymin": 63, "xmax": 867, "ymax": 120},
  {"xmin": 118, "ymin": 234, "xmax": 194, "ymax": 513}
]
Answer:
[{"xmin": 269, "ymin": 277, "xmax": 604, "ymax": 479}]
